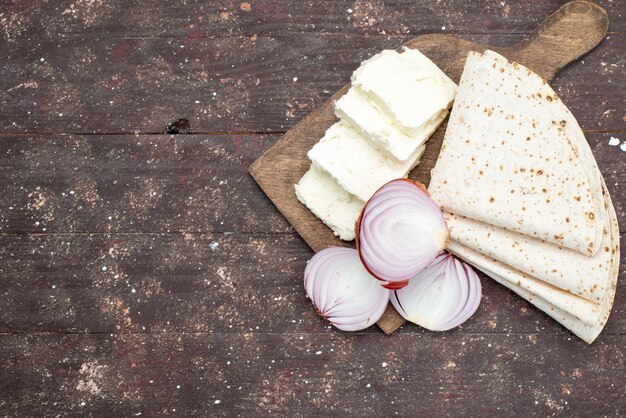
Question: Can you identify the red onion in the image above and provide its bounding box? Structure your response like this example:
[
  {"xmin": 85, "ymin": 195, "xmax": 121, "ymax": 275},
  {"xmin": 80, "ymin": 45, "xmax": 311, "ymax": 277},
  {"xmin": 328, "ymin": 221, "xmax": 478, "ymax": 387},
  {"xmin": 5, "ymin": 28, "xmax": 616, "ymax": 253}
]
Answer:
[
  {"xmin": 390, "ymin": 253, "xmax": 481, "ymax": 331},
  {"xmin": 304, "ymin": 247, "xmax": 390, "ymax": 331},
  {"xmin": 357, "ymin": 179, "xmax": 449, "ymax": 288}
]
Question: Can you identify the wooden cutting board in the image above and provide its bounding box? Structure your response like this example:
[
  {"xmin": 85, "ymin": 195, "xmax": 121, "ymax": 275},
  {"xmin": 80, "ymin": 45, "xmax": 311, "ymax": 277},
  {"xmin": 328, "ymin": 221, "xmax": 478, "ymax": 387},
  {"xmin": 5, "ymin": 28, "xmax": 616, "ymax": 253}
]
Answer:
[{"xmin": 249, "ymin": 1, "xmax": 609, "ymax": 333}]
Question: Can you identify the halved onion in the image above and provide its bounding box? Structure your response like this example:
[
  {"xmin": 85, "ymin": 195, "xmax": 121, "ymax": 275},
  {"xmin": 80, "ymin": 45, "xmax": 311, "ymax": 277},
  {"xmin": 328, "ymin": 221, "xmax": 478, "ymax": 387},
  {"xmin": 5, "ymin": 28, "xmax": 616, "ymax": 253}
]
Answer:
[
  {"xmin": 390, "ymin": 253, "xmax": 481, "ymax": 331},
  {"xmin": 304, "ymin": 247, "xmax": 390, "ymax": 331},
  {"xmin": 356, "ymin": 179, "xmax": 449, "ymax": 288}
]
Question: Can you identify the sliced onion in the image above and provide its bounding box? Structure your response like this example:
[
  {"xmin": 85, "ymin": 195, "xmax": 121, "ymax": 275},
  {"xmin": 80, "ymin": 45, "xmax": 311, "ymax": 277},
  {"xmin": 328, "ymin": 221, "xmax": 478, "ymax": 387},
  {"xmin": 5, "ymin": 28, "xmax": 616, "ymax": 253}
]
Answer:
[
  {"xmin": 390, "ymin": 253, "xmax": 481, "ymax": 331},
  {"xmin": 304, "ymin": 247, "xmax": 390, "ymax": 331},
  {"xmin": 356, "ymin": 179, "xmax": 449, "ymax": 287}
]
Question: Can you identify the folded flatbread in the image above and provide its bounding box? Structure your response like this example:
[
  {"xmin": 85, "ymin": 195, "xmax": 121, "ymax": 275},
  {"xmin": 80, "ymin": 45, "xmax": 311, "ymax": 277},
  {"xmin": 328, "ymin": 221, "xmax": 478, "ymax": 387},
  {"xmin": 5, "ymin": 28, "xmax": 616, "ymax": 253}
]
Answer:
[
  {"xmin": 445, "ymin": 212, "xmax": 612, "ymax": 303},
  {"xmin": 430, "ymin": 50, "xmax": 605, "ymax": 256},
  {"xmin": 432, "ymin": 50, "xmax": 619, "ymax": 343},
  {"xmin": 447, "ymin": 181, "xmax": 618, "ymax": 343}
]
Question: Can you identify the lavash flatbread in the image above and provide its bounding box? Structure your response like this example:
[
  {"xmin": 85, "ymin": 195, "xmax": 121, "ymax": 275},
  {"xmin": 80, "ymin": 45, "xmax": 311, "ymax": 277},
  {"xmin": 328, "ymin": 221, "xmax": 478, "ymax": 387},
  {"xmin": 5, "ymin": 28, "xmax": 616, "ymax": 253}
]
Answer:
[
  {"xmin": 482, "ymin": 50, "xmax": 607, "ymax": 255},
  {"xmin": 448, "ymin": 241, "xmax": 602, "ymax": 325},
  {"xmin": 447, "ymin": 179, "xmax": 619, "ymax": 344},
  {"xmin": 445, "ymin": 212, "xmax": 612, "ymax": 303},
  {"xmin": 429, "ymin": 50, "xmax": 605, "ymax": 256}
]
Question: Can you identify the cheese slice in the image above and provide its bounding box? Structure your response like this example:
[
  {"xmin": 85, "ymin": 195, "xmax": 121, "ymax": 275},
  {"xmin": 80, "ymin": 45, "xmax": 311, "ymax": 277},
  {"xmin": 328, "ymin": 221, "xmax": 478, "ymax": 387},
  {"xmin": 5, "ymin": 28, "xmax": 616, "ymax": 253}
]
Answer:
[
  {"xmin": 351, "ymin": 47, "xmax": 457, "ymax": 137},
  {"xmin": 335, "ymin": 87, "xmax": 445, "ymax": 162},
  {"xmin": 295, "ymin": 47, "xmax": 457, "ymax": 242},
  {"xmin": 308, "ymin": 121, "xmax": 423, "ymax": 202},
  {"xmin": 295, "ymin": 165, "xmax": 365, "ymax": 241}
]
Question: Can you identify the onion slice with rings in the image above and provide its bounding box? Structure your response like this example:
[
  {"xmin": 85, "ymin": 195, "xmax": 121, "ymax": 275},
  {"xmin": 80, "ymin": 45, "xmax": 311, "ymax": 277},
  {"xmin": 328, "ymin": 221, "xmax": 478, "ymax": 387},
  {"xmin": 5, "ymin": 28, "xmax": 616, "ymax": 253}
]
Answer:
[
  {"xmin": 357, "ymin": 179, "xmax": 449, "ymax": 288},
  {"xmin": 304, "ymin": 247, "xmax": 390, "ymax": 331},
  {"xmin": 390, "ymin": 253, "xmax": 482, "ymax": 331}
]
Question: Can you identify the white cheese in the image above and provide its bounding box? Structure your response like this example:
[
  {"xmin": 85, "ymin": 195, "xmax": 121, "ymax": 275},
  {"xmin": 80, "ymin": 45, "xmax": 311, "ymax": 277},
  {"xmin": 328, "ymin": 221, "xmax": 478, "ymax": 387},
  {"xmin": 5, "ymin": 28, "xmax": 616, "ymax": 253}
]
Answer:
[
  {"xmin": 308, "ymin": 121, "xmax": 422, "ymax": 202},
  {"xmin": 295, "ymin": 47, "xmax": 456, "ymax": 241},
  {"xmin": 335, "ymin": 87, "xmax": 447, "ymax": 162},
  {"xmin": 351, "ymin": 47, "xmax": 457, "ymax": 138},
  {"xmin": 295, "ymin": 165, "xmax": 364, "ymax": 241}
]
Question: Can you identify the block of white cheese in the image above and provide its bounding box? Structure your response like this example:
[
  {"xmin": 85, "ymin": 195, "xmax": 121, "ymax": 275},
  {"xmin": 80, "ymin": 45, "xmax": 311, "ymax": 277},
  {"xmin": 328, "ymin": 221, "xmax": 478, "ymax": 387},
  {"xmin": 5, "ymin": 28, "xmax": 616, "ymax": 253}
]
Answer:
[
  {"xmin": 335, "ymin": 87, "xmax": 446, "ymax": 162},
  {"xmin": 308, "ymin": 121, "xmax": 422, "ymax": 202},
  {"xmin": 350, "ymin": 47, "xmax": 457, "ymax": 138},
  {"xmin": 295, "ymin": 165, "xmax": 364, "ymax": 241}
]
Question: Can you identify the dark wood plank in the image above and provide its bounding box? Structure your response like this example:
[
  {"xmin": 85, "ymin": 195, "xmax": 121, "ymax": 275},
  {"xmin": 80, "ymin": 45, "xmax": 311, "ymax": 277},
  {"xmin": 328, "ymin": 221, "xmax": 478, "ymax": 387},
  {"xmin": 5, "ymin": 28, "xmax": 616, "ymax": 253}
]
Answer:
[
  {"xmin": 0, "ymin": 134, "xmax": 291, "ymax": 234},
  {"xmin": 1, "ymin": 333, "xmax": 625, "ymax": 416},
  {"xmin": 2, "ymin": 0, "xmax": 623, "ymax": 40},
  {"xmin": 0, "ymin": 231, "xmax": 624, "ymax": 336},
  {"xmin": 0, "ymin": 132, "xmax": 621, "ymax": 235},
  {"xmin": 1, "ymin": 33, "xmax": 623, "ymax": 134}
]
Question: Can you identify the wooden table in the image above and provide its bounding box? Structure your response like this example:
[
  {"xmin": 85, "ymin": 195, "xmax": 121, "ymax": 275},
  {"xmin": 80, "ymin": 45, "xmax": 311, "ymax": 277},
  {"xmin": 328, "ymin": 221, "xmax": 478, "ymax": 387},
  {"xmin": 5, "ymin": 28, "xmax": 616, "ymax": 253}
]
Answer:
[{"xmin": 1, "ymin": 1, "xmax": 624, "ymax": 416}]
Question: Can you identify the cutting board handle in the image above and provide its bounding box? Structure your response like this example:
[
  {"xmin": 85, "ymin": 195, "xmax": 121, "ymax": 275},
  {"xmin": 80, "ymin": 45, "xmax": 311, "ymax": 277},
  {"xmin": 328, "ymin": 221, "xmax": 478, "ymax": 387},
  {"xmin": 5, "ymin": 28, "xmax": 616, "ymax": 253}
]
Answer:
[{"xmin": 509, "ymin": 1, "xmax": 608, "ymax": 80}]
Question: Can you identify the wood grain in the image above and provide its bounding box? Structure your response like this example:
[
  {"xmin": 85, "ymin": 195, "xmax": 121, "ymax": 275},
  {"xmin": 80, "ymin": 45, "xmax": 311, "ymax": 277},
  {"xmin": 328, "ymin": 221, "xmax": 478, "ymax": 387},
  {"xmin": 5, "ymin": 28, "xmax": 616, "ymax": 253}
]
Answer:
[
  {"xmin": 2, "ymin": 231, "xmax": 622, "ymax": 335},
  {"xmin": 2, "ymin": 0, "xmax": 624, "ymax": 40},
  {"xmin": 2, "ymin": 333, "xmax": 625, "ymax": 416},
  {"xmin": 0, "ymin": 134, "xmax": 291, "ymax": 234},
  {"xmin": 249, "ymin": 1, "xmax": 612, "ymax": 333},
  {"xmin": 1, "ymin": 132, "xmax": 620, "ymax": 235},
  {"xmin": 1, "ymin": 25, "xmax": 623, "ymax": 134}
]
